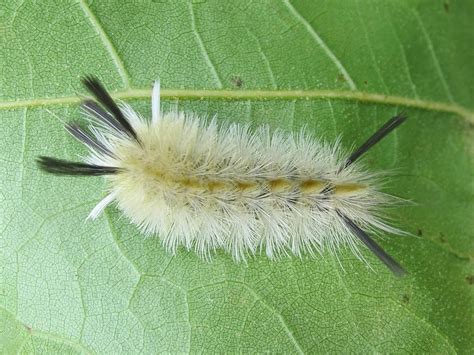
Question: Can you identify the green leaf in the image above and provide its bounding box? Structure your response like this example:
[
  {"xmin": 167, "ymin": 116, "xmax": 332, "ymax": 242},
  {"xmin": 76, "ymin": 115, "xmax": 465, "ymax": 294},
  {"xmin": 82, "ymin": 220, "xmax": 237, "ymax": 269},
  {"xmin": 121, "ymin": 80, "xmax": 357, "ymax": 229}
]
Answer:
[{"xmin": 1, "ymin": 0, "xmax": 473, "ymax": 353}]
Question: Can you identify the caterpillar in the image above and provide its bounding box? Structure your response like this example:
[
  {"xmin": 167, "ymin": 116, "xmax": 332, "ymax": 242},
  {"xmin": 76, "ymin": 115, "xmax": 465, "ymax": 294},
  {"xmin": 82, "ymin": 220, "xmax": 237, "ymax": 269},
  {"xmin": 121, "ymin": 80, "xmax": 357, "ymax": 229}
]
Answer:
[{"xmin": 37, "ymin": 77, "xmax": 408, "ymax": 276}]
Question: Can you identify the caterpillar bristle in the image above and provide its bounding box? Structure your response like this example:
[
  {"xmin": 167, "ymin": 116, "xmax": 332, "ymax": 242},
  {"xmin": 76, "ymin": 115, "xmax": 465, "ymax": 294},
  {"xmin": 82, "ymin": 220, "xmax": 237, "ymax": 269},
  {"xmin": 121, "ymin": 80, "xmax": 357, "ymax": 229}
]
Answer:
[
  {"xmin": 337, "ymin": 210, "xmax": 406, "ymax": 277},
  {"xmin": 343, "ymin": 113, "xmax": 408, "ymax": 169},
  {"xmin": 81, "ymin": 99, "xmax": 125, "ymax": 135},
  {"xmin": 36, "ymin": 156, "xmax": 119, "ymax": 176},
  {"xmin": 81, "ymin": 76, "xmax": 139, "ymax": 142},
  {"xmin": 65, "ymin": 123, "xmax": 114, "ymax": 157}
]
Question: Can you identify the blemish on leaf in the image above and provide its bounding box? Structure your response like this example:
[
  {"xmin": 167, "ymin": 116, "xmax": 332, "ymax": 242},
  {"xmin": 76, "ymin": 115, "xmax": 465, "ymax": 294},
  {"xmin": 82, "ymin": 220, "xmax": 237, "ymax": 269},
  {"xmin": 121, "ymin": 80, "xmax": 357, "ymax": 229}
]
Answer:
[
  {"xmin": 336, "ymin": 74, "xmax": 346, "ymax": 82},
  {"xmin": 231, "ymin": 76, "xmax": 243, "ymax": 88},
  {"xmin": 401, "ymin": 294, "xmax": 410, "ymax": 304},
  {"xmin": 443, "ymin": 2, "xmax": 450, "ymax": 13},
  {"xmin": 417, "ymin": 229, "xmax": 423, "ymax": 236},
  {"xmin": 465, "ymin": 275, "xmax": 474, "ymax": 285},
  {"xmin": 439, "ymin": 232, "xmax": 446, "ymax": 243}
]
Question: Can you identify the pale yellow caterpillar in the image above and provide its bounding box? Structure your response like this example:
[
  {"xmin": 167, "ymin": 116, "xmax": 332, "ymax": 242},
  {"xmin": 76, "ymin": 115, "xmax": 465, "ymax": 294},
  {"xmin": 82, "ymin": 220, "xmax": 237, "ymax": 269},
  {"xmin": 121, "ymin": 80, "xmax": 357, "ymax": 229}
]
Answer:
[{"xmin": 38, "ymin": 77, "xmax": 408, "ymax": 276}]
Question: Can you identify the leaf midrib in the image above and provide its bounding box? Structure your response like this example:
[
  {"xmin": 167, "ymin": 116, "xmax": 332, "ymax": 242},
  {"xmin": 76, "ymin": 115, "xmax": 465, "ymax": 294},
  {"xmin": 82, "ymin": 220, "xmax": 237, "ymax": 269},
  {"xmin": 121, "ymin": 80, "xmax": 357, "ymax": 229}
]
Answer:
[{"xmin": 1, "ymin": 89, "xmax": 472, "ymax": 123}]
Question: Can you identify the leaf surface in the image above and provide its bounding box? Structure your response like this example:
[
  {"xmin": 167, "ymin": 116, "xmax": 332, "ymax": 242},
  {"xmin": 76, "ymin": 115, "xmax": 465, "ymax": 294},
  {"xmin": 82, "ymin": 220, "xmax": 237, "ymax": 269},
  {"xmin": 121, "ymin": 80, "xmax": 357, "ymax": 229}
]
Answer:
[{"xmin": 1, "ymin": 1, "xmax": 473, "ymax": 353}]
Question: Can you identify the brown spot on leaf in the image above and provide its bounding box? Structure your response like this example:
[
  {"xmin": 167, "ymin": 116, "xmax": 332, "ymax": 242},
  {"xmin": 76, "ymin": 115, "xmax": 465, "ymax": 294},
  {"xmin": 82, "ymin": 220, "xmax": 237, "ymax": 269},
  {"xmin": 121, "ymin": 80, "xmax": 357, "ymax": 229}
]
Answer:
[
  {"xmin": 231, "ymin": 76, "xmax": 243, "ymax": 88},
  {"xmin": 336, "ymin": 74, "xmax": 346, "ymax": 82},
  {"xmin": 401, "ymin": 294, "xmax": 410, "ymax": 304},
  {"xmin": 417, "ymin": 229, "xmax": 423, "ymax": 236},
  {"xmin": 439, "ymin": 232, "xmax": 446, "ymax": 243},
  {"xmin": 443, "ymin": 2, "xmax": 450, "ymax": 13},
  {"xmin": 466, "ymin": 275, "xmax": 474, "ymax": 285}
]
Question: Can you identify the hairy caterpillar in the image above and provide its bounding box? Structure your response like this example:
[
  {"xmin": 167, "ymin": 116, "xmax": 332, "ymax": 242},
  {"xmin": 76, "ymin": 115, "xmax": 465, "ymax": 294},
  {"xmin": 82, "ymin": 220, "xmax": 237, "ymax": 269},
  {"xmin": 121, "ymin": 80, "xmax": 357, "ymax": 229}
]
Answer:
[{"xmin": 37, "ymin": 77, "xmax": 408, "ymax": 276}]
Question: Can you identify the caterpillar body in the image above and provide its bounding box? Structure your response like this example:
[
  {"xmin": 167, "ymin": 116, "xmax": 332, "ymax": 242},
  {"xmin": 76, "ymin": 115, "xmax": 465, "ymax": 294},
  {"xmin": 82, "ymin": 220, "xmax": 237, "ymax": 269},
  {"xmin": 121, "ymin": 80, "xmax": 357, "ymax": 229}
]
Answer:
[{"xmin": 37, "ymin": 77, "xmax": 408, "ymax": 276}]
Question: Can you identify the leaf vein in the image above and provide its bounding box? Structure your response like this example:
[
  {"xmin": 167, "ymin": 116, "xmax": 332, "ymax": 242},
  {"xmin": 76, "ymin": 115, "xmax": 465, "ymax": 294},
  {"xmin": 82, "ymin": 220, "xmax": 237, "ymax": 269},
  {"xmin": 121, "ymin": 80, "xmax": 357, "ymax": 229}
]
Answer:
[
  {"xmin": 247, "ymin": 30, "xmax": 277, "ymax": 89},
  {"xmin": 386, "ymin": 298, "xmax": 458, "ymax": 353},
  {"xmin": 188, "ymin": 1, "xmax": 223, "ymax": 88},
  {"xmin": 355, "ymin": 1, "xmax": 389, "ymax": 93},
  {"xmin": 0, "ymin": 305, "xmax": 94, "ymax": 354},
  {"xmin": 104, "ymin": 209, "xmax": 141, "ymax": 276},
  {"xmin": 412, "ymin": 9, "xmax": 454, "ymax": 103},
  {"xmin": 332, "ymin": 258, "xmax": 378, "ymax": 352},
  {"xmin": 387, "ymin": 11, "xmax": 420, "ymax": 99},
  {"xmin": 78, "ymin": 0, "xmax": 131, "ymax": 88},
  {"xmin": 283, "ymin": 0, "xmax": 357, "ymax": 90},
  {"xmin": 0, "ymin": 89, "xmax": 472, "ymax": 124},
  {"xmin": 231, "ymin": 280, "xmax": 305, "ymax": 354}
]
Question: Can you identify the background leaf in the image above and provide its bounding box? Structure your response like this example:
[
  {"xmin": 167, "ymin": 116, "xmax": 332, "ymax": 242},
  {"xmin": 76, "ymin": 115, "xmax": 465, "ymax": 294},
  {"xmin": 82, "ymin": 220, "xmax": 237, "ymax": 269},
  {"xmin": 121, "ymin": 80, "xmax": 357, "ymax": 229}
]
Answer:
[{"xmin": 1, "ymin": 0, "xmax": 473, "ymax": 353}]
